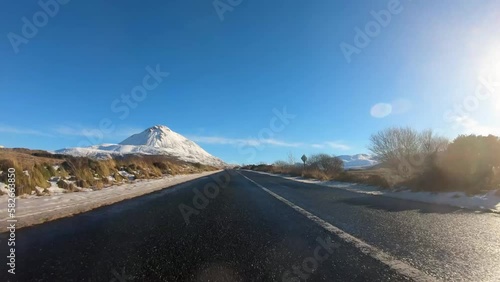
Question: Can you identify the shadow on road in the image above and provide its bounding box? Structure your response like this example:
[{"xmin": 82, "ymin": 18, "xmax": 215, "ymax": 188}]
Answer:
[{"xmin": 338, "ymin": 195, "xmax": 486, "ymax": 214}]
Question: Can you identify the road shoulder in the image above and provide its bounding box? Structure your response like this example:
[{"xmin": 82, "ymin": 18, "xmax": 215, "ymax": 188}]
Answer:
[{"xmin": 0, "ymin": 170, "xmax": 221, "ymax": 230}]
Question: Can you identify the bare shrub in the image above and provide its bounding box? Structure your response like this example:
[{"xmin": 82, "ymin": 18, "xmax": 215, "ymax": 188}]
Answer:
[
  {"xmin": 364, "ymin": 175, "xmax": 390, "ymax": 188},
  {"xmin": 369, "ymin": 127, "xmax": 448, "ymax": 177},
  {"xmin": 92, "ymin": 181, "xmax": 104, "ymax": 190},
  {"xmin": 57, "ymin": 180, "xmax": 71, "ymax": 189},
  {"xmin": 307, "ymin": 154, "xmax": 344, "ymax": 177},
  {"xmin": 75, "ymin": 179, "xmax": 90, "ymax": 188}
]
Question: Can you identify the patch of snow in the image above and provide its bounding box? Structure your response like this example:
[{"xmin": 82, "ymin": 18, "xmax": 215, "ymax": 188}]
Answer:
[
  {"xmin": 56, "ymin": 125, "xmax": 226, "ymax": 167},
  {"xmin": 49, "ymin": 176, "xmax": 61, "ymax": 182},
  {"xmin": 0, "ymin": 182, "xmax": 7, "ymax": 195},
  {"xmin": 249, "ymin": 170, "xmax": 500, "ymax": 213},
  {"xmin": 35, "ymin": 186, "xmax": 46, "ymax": 194},
  {"xmin": 118, "ymin": 170, "xmax": 135, "ymax": 180},
  {"xmin": 47, "ymin": 186, "xmax": 67, "ymax": 195}
]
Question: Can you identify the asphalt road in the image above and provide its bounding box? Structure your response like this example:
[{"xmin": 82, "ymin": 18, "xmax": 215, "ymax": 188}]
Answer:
[{"xmin": 1, "ymin": 170, "xmax": 499, "ymax": 281}]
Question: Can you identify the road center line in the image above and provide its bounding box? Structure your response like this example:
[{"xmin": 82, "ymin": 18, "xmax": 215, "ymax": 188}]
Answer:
[{"xmin": 237, "ymin": 171, "xmax": 437, "ymax": 282}]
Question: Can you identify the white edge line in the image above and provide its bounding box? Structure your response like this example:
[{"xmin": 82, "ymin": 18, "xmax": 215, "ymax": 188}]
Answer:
[{"xmin": 236, "ymin": 171, "xmax": 437, "ymax": 282}]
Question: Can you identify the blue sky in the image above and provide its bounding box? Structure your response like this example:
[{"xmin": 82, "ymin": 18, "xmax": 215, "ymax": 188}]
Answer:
[{"xmin": 1, "ymin": 0, "xmax": 499, "ymax": 164}]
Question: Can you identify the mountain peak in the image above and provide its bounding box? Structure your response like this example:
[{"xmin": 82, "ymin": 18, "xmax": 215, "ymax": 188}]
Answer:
[
  {"xmin": 120, "ymin": 125, "xmax": 184, "ymax": 148},
  {"xmin": 56, "ymin": 125, "xmax": 225, "ymax": 167},
  {"xmin": 149, "ymin": 125, "xmax": 171, "ymax": 131}
]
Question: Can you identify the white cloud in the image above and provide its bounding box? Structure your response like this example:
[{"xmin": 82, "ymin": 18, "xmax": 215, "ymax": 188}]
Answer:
[
  {"xmin": 0, "ymin": 125, "xmax": 52, "ymax": 137},
  {"xmin": 189, "ymin": 136, "xmax": 302, "ymax": 147},
  {"xmin": 324, "ymin": 141, "xmax": 351, "ymax": 150},
  {"xmin": 54, "ymin": 125, "xmax": 143, "ymax": 138},
  {"xmin": 312, "ymin": 141, "xmax": 351, "ymax": 150},
  {"xmin": 54, "ymin": 126, "xmax": 96, "ymax": 137},
  {"xmin": 264, "ymin": 139, "xmax": 303, "ymax": 147},
  {"xmin": 191, "ymin": 136, "xmax": 351, "ymax": 150}
]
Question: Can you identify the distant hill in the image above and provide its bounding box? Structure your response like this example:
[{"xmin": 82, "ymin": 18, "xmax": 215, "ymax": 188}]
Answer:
[{"xmin": 336, "ymin": 154, "xmax": 379, "ymax": 169}]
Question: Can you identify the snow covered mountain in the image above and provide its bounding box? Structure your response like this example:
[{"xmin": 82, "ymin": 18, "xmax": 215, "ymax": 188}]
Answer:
[
  {"xmin": 56, "ymin": 125, "xmax": 225, "ymax": 167},
  {"xmin": 337, "ymin": 154, "xmax": 378, "ymax": 169}
]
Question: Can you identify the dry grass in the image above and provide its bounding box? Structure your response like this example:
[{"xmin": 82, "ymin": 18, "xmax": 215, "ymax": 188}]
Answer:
[
  {"xmin": 0, "ymin": 148, "xmax": 64, "ymax": 168},
  {"xmin": 244, "ymin": 164, "xmax": 392, "ymax": 189},
  {"xmin": 0, "ymin": 148, "xmax": 219, "ymax": 195}
]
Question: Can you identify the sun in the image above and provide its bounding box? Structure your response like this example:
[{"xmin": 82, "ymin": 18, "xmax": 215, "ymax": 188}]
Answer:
[{"xmin": 477, "ymin": 50, "xmax": 500, "ymax": 114}]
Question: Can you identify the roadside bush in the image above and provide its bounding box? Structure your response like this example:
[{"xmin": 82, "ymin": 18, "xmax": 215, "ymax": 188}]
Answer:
[
  {"xmin": 68, "ymin": 183, "xmax": 78, "ymax": 192},
  {"xmin": 364, "ymin": 175, "xmax": 390, "ymax": 189},
  {"xmin": 89, "ymin": 159, "xmax": 116, "ymax": 178},
  {"xmin": 438, "ymin": 134, "xmax": 500, "ymax": 194},
  {"xmin": 75, "ymin": 179, "xmax": 90, "ymax": 188},
  {"xmin": 153, "ymin": 162, "xmax": 169, "ymax": 172},
  {"xmin": 307, "ymin": 154, "xmax": 344, "ymax": 178},
  {"xmin": 334, "ymin": 172, "xmax": 358, "ymax": 182},
  {"xmin": 92, "ymin": 180, "xmax": 104, "ymax": 190},
  {"xmin": 61, "ymin": 158, "xmax": 95, "ymax": 184},
  {"xmin": 31, "ymin": 165, "xmax": 51, "ymax": 189},
  {"xmin": 405, "ymin": 166, "xmax": 452, "ymax": 192},
  {"xmin": 46, "ymin": 164, "xmax": 57, "ymax": 177},
  {"xmin": 0, "ymin": 160, "xmax": 33, "ymax": 195},
  {"xmin": 113, "ymin": 172, "xmax": 125, "ymax": 182},
  {"xmin": 303, "ymin": 169, "xmax": 329, "ymax": 180},
  {"xmin": 34, "ymin": 164, "xmax": 52, "ymax": 182},
  {"xmin": 57, "ymin": 180, "xmax": 72, "ymax": 189},
  {"xmin": 57, "ymin": 167, "xmax": 70, "ymax": 178},
  {"xmin": 102, "ymin": 177, "xmax": 110, "ymax": 185}
]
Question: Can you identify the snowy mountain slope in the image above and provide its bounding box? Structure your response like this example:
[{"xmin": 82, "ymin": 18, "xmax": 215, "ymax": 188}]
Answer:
[
  {"xmin": 56, "ymin": 125, "xmax": 225, "ymax": 167},
  {"xmin": 337, "ymin": 154, "xmax": 378, "ymax": 168}
]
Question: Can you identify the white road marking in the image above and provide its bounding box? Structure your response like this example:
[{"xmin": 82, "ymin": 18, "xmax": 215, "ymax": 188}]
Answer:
[{"xmin": 237, "ymin": 171, "xmax": 437, "ymax": 282}]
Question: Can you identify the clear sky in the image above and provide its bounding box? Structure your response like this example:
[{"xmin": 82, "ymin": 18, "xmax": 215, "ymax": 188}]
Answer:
[{"xmin": 1, "ymin": 0, "xmax": 499, "ymax": 164}]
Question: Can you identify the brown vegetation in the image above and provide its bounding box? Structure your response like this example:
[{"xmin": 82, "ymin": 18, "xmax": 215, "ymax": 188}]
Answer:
[
  {"xmin": 0, "ymin": 148, "xmax": 218, "ymax": 195},
  {"xmin": 244, "ymin": 129, "xmax": 500, "ymax": 195}
]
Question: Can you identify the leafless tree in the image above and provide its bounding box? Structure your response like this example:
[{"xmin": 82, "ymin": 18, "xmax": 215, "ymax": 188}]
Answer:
[
  {"xmin": 419, "ymin": 129, "xmax": 449, "ymax": 155},
  {"xmin": 287, "ymin": 151, "xmax": 296, "ymax": 165},
  {"xmin": 274, "ymin": 160, "xmax": 288, "ymax": 167},
  {"xmin": 368, "ymin": 127, "xmax": 449, "ymax": 175}
]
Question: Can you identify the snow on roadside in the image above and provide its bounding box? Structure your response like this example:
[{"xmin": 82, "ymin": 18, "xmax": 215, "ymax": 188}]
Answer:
[
  {"xmin": 0, "ymin": 181, "xmax": 7, "ymax": 195},
  {"xmin": 118, "ymin": 170, "xmax": 135, "ymax": 180},
  {"xmin": 0, "ymin": 170, "xmax": 221, "ymax": 229},
  {"xmin": 248, "ymin": 170, "xmax": 500, "ymax": 213}
]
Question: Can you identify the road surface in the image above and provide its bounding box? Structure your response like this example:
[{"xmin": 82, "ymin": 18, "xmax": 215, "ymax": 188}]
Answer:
[{"xmin": 1, "ymin": 170, "xmax": 499, "ymax": 281}]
